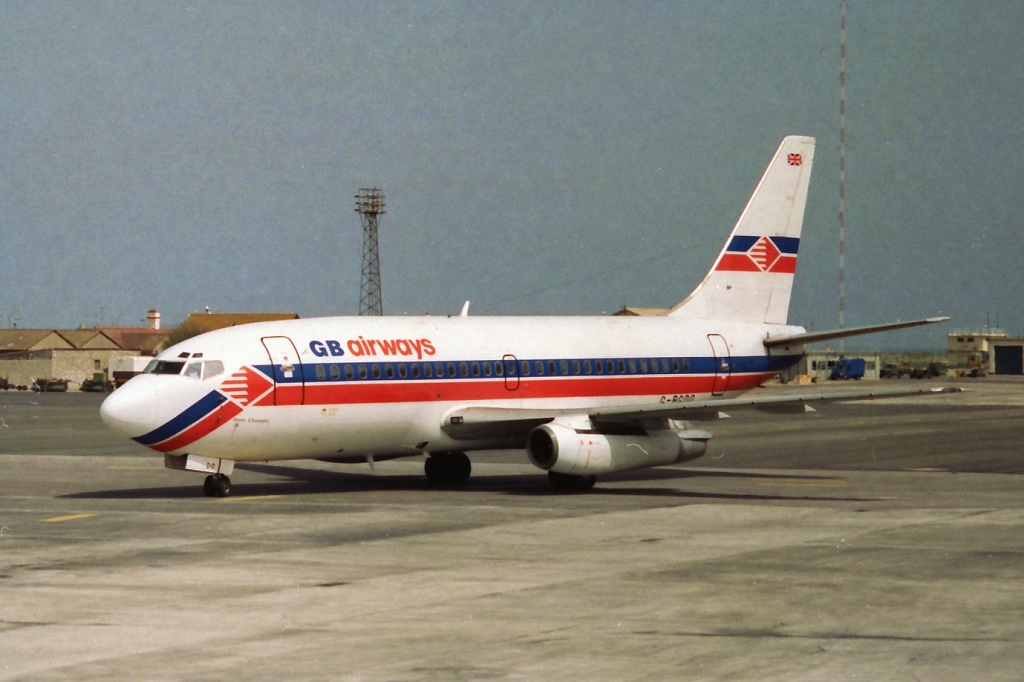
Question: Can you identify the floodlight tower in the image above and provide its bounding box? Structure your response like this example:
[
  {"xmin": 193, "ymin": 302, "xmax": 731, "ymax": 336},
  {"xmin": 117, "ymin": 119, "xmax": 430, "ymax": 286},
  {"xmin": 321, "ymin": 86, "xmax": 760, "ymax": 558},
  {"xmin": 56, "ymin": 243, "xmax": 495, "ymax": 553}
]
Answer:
[{"xmin": 355, "ymin": 188, "xmax": 386, "ymax": 316}]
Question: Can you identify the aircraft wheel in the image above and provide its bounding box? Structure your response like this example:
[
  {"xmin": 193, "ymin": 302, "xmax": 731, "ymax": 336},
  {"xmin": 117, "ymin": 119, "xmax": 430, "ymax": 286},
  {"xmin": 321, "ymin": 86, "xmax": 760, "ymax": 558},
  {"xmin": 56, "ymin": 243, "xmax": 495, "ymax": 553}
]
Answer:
[
  {"xmin": 425, "ymin": 452, "xmax": 471, "ymax": 487},
  {"xmin": 204, "ymin": 474, "xmax": 231, "ymax": 498},
  {"xmin": 424, "ymin": 456, "xmax": 441, "ymax": 484},
  {"xmin": 547, "ymin": 471, "xmax": 597, "ymax": 492}
]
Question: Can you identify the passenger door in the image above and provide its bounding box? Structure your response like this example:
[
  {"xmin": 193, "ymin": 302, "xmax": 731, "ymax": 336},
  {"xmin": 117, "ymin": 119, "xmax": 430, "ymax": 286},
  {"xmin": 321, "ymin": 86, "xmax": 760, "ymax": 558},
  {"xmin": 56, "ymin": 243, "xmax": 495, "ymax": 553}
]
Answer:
[
  {"xmin": 707, "ymin": 334, "xmax": 731, "ymax": 396},
  {"xmin": 261, "ymin": 336, "xmax": 304, "ymax": 405}
]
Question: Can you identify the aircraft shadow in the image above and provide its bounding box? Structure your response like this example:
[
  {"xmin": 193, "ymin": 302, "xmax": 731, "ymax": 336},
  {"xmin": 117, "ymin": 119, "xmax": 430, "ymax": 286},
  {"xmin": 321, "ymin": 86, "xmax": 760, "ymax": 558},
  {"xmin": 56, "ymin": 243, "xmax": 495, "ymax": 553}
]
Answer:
[{"xmin": 61, "ymin": 463, "xmax": 858, "ymax": 504}]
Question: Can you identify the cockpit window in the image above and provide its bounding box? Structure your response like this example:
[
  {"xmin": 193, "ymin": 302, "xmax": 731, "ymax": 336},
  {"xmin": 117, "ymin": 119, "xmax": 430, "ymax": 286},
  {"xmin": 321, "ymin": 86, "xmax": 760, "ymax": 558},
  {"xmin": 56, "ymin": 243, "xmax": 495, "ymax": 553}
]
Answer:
[
  {"xmin": 145, "ymin": 358, "xmax": 224, "ymax": 379},
  {"xmin": 147, "ymin": 360, "xmax": 186, "ymax": 375}
]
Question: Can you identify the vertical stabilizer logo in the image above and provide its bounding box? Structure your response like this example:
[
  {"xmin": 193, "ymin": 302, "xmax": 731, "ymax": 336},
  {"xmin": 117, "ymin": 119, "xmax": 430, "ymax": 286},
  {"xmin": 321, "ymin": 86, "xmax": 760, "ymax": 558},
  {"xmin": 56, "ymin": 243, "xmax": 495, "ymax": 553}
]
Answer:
[{"xmin": 716, "ymin": 235, "xmax": 799, "ymax": 273}]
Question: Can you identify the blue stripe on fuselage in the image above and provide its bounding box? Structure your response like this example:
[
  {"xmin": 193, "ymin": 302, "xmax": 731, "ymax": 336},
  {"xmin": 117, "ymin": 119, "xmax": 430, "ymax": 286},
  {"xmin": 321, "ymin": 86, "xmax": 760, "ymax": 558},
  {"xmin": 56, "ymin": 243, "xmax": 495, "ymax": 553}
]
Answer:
[
  {"xmin": 273, "ymin": 353, "xmax": 803, "ymax": 386},
  {"xmin": 133, "ymin": 390, "xmax": 228, "ymax": 446}
]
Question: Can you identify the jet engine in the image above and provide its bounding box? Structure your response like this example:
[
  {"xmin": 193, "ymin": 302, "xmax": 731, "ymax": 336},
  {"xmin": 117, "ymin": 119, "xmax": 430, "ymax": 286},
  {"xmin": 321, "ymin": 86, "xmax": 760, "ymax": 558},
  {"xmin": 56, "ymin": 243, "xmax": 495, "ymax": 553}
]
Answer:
[{"xmin": 526, "ymin": 422, "xmax": 711, "ymax": 476}]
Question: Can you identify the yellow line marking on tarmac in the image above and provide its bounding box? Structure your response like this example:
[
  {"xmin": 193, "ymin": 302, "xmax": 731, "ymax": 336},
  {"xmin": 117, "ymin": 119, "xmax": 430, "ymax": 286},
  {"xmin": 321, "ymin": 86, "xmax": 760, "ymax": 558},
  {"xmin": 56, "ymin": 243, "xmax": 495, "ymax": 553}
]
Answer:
[
  {"xmin": 219, "ymin": 495, "xmax": 283, "ymax": 503},
  {"xmin": 42, "ymin": 513, "xmax": 98, "ymax": 523}
]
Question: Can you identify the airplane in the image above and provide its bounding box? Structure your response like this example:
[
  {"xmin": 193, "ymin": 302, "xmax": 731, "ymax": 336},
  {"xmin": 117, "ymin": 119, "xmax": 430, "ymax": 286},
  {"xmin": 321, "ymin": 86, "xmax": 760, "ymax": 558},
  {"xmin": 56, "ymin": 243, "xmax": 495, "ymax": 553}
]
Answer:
[{"xmin": 101, "ymin": 135, "xmax": 950, "ymax": 497}]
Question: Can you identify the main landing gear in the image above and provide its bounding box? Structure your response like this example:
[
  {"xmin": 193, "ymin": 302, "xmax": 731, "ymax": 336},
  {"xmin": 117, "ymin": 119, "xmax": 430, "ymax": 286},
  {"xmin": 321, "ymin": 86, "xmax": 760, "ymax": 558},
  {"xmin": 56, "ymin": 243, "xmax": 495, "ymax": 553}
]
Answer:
[
  {"xmin": 547, "ymin": 471, "xmax": 597, "ymax": 492},
  {"xmin": 424, "ymin": 452, "xmax": 472, "ymax": 487},
  {"xmin": 203, "ymin": 474, "xmax": 232, "ymax": 498}
]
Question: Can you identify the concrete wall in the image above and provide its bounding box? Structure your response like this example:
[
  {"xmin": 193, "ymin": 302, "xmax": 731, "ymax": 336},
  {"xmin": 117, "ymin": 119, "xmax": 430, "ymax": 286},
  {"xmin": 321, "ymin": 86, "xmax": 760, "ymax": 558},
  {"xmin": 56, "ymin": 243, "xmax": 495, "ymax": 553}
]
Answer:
[
  {"xmin": 0, "ymin": 356, "xmax": 53, "ymax": 388},
  {"xmin": 1, "ymin": 349, "xmax": 136, "ymax": 388}
]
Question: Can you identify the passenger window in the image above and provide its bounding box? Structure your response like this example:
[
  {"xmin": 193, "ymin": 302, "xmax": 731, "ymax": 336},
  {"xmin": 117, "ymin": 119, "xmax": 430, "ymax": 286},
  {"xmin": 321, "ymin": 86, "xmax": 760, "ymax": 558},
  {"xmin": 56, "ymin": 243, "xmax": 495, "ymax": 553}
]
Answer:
[
  {"xmin": 424, "ymin": 364, "xmax": 433, "ymax": 378},
  {"xmin": 521, "ymin": 361, "xmax": 531, "ymax": 377},
  {"xmin": 398, "ymin": 364, "xmax": 408, "ymax": 379},
  {"xmin": 331, "ymin": 365, "xmax": 341, "ymax": 380},
  {"xmin": 385, "ymin": 364, "xmax": 395, "ymax": 379},
  {"xmin": 459, "ymin": 362, "xmax": 469, "ymax": 377},
  {"xmin": 410, "ymin": 364, "xmax": 420, "ymax": 378},
  {"xmin": 571, "ymin": 360, "xmax": 580, "ymax": 375},
  {"xmin": 345, "ymin": 365, "xmax": 354, "ymax": 380},
  {"xmin": 315, "ymin": 365, "xmax": 327, "ymax": 380},
  {"xmin": 482, "ymin": 362, "xmax": 491, "ymax": 377},
  {"xmin": 359, "ymin": 365, "xmax": 368, "ymax": 379},
  {"xmin": 372, "ymin": 365, "xmax": 381, "ymax": 379}
]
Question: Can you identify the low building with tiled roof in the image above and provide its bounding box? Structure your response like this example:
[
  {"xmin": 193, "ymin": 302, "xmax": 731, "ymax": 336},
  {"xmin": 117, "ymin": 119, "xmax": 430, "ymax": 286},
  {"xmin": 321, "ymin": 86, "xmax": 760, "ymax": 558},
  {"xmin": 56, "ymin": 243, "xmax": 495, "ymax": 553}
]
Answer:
[{"xmin": 0, "ymin": 328, "xmax": 130, "ymax": 389}]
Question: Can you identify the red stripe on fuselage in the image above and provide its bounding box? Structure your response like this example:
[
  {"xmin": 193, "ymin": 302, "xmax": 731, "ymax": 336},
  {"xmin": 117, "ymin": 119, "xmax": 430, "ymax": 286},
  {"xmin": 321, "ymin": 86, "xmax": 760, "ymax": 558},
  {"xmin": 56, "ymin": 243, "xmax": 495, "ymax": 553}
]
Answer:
[
  {"xmin": 256, "ymin": 373, "xmax": 773, "ymax": 407},
  {"xmin": 150, "ymin": 400, "xmax": 244, "ymax": 453}
]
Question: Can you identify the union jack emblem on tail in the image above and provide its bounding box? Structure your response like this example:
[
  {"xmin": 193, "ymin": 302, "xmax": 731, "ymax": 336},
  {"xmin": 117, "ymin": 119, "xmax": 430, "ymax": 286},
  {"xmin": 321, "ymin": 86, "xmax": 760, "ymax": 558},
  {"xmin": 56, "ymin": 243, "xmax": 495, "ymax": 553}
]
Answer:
[{"xmin": 715, "ymin": 235, "xmax": 799, "ymax": 273}]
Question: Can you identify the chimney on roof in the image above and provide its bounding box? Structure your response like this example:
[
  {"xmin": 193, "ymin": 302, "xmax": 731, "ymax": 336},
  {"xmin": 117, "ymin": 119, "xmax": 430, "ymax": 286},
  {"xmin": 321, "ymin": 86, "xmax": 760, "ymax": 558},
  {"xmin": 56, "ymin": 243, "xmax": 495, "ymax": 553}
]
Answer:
[{"xmin": 147, "ymin": 309, "xmax": 162, "ymax": 330}]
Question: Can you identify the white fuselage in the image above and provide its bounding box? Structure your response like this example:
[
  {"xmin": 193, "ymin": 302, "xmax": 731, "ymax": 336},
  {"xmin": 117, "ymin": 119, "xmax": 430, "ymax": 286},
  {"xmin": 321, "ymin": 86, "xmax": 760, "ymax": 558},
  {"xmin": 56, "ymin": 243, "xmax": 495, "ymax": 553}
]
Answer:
[{"xmin": 100, "ymin": 315, "xmax": 803, "ymax": 463}]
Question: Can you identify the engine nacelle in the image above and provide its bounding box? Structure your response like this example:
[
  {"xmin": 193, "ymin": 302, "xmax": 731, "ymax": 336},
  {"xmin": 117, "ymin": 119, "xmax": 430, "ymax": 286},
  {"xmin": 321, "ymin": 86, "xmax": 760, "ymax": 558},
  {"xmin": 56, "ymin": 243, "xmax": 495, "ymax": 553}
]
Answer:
[{"xmin": 526, "ymin": 423, "xmax": 711, "ymax": 476}]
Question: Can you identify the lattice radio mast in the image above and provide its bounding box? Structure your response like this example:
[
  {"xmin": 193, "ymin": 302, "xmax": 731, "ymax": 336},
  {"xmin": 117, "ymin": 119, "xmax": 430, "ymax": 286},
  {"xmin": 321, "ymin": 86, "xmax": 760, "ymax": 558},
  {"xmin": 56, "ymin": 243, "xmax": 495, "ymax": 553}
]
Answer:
[
  {"xmin": 839, "ymin": 0, "xmax": 847, "ymax": 347},
  {"xmin": 355, "ymin": 188, "xmax": 386, "ymax": 316}
]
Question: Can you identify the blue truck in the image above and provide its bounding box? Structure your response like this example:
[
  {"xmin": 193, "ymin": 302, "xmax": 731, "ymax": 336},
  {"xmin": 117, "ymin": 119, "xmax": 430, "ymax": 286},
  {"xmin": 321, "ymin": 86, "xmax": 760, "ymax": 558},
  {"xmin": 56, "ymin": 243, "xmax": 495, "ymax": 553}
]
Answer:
[{"xmin": 829, "ymin": 357, "xmax": 865, "ymax": 380}]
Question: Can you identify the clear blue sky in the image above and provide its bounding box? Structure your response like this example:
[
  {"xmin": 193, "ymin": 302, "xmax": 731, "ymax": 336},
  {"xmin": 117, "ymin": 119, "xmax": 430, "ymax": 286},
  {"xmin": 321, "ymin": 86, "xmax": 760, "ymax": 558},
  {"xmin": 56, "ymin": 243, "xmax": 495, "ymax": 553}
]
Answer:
[{"xmin": 3, "ymin": 2, "xmax": 1021, "ymax": 349}]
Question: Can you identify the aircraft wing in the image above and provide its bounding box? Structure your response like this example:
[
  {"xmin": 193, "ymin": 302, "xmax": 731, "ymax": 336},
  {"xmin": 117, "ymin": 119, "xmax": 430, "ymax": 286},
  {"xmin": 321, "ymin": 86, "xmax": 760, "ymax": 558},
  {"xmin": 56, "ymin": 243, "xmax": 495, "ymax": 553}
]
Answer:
[
  {"xmin": 441, "ymin": 386, "xmax": 962, "ymax": 441},
  {"xmin": 587, "ymin": 386, "xmax": 962, "ymax": 423}
]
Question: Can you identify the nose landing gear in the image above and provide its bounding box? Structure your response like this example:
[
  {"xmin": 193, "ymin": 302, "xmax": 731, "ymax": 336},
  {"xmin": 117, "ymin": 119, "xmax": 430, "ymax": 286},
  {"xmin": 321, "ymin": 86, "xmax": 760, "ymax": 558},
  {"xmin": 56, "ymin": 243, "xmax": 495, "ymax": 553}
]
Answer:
[{"xmin": 203, "ymin": 474, "xmax": 232, "ymax": 498}]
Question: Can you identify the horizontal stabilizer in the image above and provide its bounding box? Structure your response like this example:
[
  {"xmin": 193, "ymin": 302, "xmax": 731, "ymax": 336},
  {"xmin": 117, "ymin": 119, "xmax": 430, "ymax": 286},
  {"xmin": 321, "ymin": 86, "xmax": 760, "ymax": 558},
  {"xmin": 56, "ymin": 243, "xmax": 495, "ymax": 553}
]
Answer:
[{"xmin": 763, "ymin": 316, "xmax": 950, "ymax": 349}]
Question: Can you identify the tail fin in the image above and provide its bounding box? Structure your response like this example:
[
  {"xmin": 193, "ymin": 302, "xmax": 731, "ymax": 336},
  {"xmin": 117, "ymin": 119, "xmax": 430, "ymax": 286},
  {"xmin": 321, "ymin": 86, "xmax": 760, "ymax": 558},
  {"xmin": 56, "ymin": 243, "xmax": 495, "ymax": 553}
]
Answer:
[{"xmin": 668, "ymin": 135, "xmax": 815, "ymax": 325}]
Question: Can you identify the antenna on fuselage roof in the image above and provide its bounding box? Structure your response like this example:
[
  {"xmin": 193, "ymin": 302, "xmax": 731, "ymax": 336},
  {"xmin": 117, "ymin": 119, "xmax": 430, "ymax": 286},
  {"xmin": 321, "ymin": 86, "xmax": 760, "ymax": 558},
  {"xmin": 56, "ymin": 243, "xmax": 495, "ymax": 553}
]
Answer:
[{"xmin": 460, "ymin": 301, "xmax": 470, "ymax": 317}]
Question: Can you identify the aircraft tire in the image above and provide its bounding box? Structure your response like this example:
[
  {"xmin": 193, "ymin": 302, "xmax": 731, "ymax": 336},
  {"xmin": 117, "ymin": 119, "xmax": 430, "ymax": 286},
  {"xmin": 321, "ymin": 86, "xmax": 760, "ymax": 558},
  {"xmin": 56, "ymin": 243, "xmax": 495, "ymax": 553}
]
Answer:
[
  {"xmin": 547, "ymin": 471, "xmax": 597, "ymax": 492},
  {"xmin": 424, "ymin": 456, "xmax": 441, "ymax": 484},
  {"xmin": 204, "ymin": 474, "xmax": 231, "ymax": 498},
  {"xmin": 425, "ymin": 452, "xmax": 471, "ymax": 487}
]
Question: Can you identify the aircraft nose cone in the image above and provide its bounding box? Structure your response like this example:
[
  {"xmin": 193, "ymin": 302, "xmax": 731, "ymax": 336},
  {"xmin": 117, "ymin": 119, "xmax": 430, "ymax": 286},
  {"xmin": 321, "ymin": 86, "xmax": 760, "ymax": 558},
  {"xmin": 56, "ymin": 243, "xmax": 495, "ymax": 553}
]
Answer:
[{"xmin": 100, "ymin": 380, "xmax": 159, "ymax": 437}]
